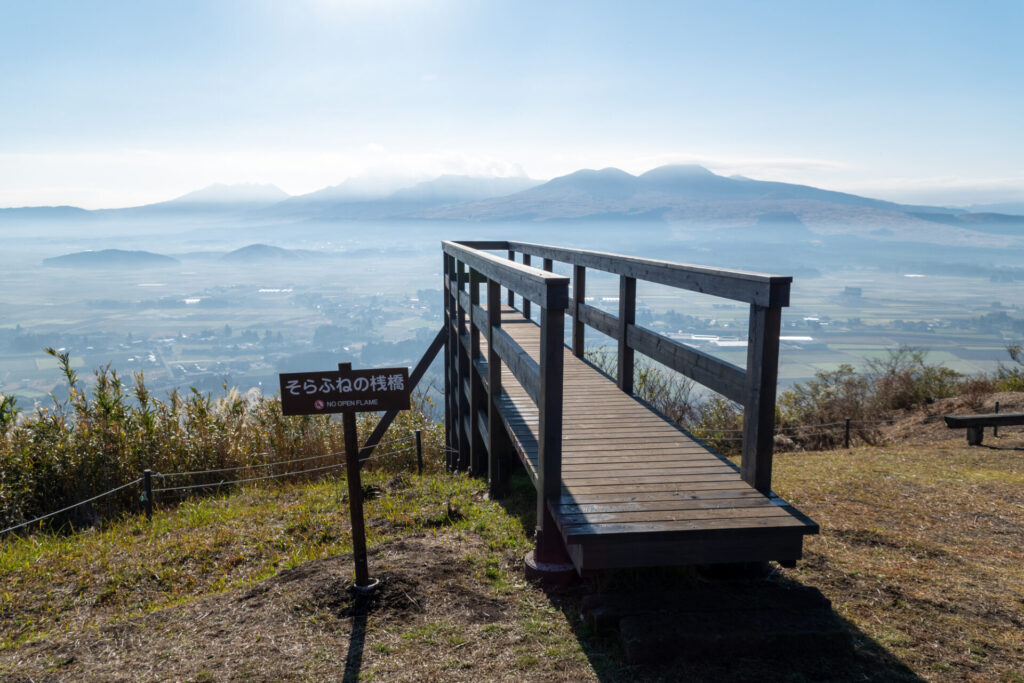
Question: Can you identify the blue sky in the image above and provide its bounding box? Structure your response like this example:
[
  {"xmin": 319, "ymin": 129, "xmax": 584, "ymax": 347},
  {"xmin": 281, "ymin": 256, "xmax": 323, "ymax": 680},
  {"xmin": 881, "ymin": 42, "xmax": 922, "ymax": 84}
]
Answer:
[{"xmin": 1, "ymin": 0, "xmax": 1021, "ymax": 208}]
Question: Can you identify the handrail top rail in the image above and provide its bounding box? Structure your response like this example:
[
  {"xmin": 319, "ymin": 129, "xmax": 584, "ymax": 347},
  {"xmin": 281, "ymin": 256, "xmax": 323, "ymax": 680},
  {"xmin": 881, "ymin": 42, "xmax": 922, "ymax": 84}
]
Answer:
[
  {"xmin": 443, "ymin": 240, "xmax": 569, "ymax": 310},
  {"xmin": 498, "ymin": 240, "xmax": 791, "ymax": 307}
]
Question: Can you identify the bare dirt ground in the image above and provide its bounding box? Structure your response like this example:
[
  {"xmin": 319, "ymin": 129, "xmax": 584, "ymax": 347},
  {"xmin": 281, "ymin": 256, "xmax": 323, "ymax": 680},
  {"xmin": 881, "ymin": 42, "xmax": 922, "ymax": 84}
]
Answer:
[{"xmin": 3, "ymin": 533, "xmax": 594, "ymax": 682}]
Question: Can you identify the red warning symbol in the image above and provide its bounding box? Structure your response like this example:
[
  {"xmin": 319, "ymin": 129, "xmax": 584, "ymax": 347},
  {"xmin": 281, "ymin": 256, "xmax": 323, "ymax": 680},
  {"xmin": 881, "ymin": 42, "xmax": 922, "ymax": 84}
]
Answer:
[{"xmin": 314, "ymin": 399, "xmax": 325, "ymax": 410}]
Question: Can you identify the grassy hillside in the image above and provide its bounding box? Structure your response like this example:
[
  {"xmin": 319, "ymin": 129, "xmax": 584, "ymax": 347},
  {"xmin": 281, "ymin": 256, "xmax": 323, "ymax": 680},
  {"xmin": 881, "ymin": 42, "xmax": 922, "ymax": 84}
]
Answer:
[{"xmin": 1, "ymin": 421, "xmax": 1021, "ymax": 681}]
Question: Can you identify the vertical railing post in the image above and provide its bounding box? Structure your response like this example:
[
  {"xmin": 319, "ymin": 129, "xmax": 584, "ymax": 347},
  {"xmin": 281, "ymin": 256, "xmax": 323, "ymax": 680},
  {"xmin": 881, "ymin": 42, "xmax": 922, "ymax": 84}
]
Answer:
[
  {"xmin": 617, "ymin": 275, "xmax": 636, "ymax": 394},
  {"xmin": 443, "ymin": 252, "xmax": 453, "ymax": 470},
  {"xmin": 522, "ymin": 253, "xmax": 532, "ymax": 320},
  {"xmin": 994, "ymin": 400, "xmax": 1000, "ymax": 438},
  {"xmin": 487, "ymin": 278, "xmax": 507, "ymax": 498},
  {"xmin": 469, "ymin": 268, "xmax": 487, "ymax": 476},
  {"xmin": 507, "ymin": 249, "xmax": 515, "ymax": 308},
  {"xmin": 742, "ymin": 304, "xmax": 782, "ymax": 493},
  {"xmin": 445, "ymin": 253, "xmax": 460, "ymax": 471},
  {"xmin": 534, "ymin": 281, "xmax": 567, "ymax": 564},
  {"xmin": 455, "ymin": 260, "xmax": 470, "ymax": 471},
  {"xmin": 572, "ymin": 265, "xmax": 586, "ymax": 357}
]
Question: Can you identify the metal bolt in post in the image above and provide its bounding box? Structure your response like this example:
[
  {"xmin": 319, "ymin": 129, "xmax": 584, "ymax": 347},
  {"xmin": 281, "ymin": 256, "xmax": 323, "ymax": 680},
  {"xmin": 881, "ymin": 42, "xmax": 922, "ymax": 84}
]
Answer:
[
  {"xmin": 415, "ymin": 429, "xmax": 423, "ymax": 475},
  {"xmin": 844, "ymin": 418, "xmax": 851, "ymax": 449}
]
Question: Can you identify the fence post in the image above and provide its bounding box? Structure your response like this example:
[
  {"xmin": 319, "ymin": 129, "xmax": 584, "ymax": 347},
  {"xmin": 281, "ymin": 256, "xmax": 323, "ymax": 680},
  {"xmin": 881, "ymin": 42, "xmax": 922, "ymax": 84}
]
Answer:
[
  {"xmin": 415, "ymin": 429, "xmax": 423, "ymax": 475},
  {"xmin": 994, "ymin": 401, "xmax": 1000, "ymax": 437},
  {"xmin": 844, "ymin": 418, "xmax": 851, "ymax": 449},
  {"xmin": 143, "ymin": 469, "xmax": 153, "ymax": 520}
]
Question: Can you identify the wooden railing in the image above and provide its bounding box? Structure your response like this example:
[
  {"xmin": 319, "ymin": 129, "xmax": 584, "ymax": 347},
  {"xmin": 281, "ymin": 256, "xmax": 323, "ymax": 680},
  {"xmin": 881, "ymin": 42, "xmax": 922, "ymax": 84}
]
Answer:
[
  {"xmin": 446, "ymin": 240, "xmax": 791, "ymax": 495},
  {"xmin": 442, "ymin": 241, "xmax": 569, "ymax": 549}
]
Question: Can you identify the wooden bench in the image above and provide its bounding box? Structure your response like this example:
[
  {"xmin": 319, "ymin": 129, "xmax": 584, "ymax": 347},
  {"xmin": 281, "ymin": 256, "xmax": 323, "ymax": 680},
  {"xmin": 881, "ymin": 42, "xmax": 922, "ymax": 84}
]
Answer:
[{"xmin": 944, "ymin": 413, "xmax": 1024, "ymax": 445}]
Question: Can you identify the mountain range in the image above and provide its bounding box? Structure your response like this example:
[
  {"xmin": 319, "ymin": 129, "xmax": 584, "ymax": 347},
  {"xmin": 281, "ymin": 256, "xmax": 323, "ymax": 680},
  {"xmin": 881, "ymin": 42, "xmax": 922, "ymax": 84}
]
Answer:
[{"xmin": 3, "ymin": 166, "xmax": 1023, "ymax": 238}]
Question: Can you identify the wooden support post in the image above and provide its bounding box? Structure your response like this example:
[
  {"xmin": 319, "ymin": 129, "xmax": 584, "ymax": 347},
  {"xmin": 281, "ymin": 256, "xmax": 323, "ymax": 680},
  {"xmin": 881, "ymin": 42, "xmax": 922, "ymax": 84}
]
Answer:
[
  {"xmin": 443, "ymin": 254, "xmax": 453, "ymax": 470},
  {"xmin": 447, "ymin": 254, "xmax": 461, "ymax": 471},
  {"xmin": 542, "ymin": 258, "xmax": 553, "ymax": 272},
  {"xmin": 617, "ymin": 275, "xmax": 636, "ymax": 394},
  {"xmin": 844, "ymin": 418, "xmax": 851, "ymax": 449},
  {"xmin": 415, "ymin": 429, "xmax": 423, "ymax": 475},
  {"xmin": 967, "ymin": 426, "xmax": 984, "ymax": 446},
  {"xmin": 742, "ymin": 305, "xmax": 782, "ymax": 493},
  {"xmin": 572, "ymin": 265, "xmax": 586, "ymax": 357},
  {"xmin": 469, "ymin": 268, "xmax": 487, "ymax": 476},
  {"xmin": 522, "ymin": 253, "xmax": 532, "ymax": 319},
  {"xmin": 994, "ymin": 401, "xmax": 1000, "ymax": 437},
  {"xmin": 535, "ymin": 302, "xmax": 565, "ymax": 563},
  {"xmin": 487, "ymin": 278, "xmax": 507, "ymax": 498},
  {"xmin": 343, "ymin": 409, "xmax": 371, "ymax": 587},
  {"xmin": 142, "ymin": 469, "xmax": 153, "ymax": 520},
  {"xmin": 507, "ymin": 250, "xmax": 515, "ymax": 308},
  {"xmin": 456, "ymin": 261, "xmax": 471, "ymax": 470}
]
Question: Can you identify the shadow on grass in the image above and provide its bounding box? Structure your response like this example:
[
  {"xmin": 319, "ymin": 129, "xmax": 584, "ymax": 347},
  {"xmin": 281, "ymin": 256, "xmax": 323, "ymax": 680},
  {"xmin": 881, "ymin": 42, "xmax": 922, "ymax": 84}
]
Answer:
[{"xmin": 495, "ymin": 467, "xmax": 923, "ymax": 682}]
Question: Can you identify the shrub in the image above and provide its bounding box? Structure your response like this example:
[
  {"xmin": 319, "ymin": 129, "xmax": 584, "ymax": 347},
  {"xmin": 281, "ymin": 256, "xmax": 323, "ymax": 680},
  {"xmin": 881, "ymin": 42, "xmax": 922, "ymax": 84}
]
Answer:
[
  {"xmin": 994, "ymin": 343, "xmax": 1024, "ymax": 392},
  {"xmin": 0, "ymin": 350, "xmax": 443, "ymax": 535},
  {"xmin": 777, "ymin": 364, "xmax": 878, "ymax": 449},
  {"xmin": 866, "ymin": 346, "xmax": 962, "ymax": 411}
]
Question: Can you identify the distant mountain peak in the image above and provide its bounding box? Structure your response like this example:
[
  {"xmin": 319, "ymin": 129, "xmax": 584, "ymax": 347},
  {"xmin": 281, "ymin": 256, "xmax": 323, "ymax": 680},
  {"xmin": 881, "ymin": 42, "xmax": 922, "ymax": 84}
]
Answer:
[
  {"xmin": 166, "ymin": 183, "xmax": 290, "ymax": 206},
  {"xmin": 221, "ymin": 244, "xmax": 300, "ymax": 263},
  {"xmin": 639, "ymin": 164, "xmax": 717, "ymax": 180},
  {"xmin": 43, "ymin": 249, "xmax": 178, "ymax": 268}
]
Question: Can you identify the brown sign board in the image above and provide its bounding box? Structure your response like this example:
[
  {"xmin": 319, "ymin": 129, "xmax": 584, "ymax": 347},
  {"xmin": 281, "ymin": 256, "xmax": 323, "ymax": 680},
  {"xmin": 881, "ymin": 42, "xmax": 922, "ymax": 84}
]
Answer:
[{"xmin": 279, "ymin": 366, "xmax": 411, "ymax": 416}]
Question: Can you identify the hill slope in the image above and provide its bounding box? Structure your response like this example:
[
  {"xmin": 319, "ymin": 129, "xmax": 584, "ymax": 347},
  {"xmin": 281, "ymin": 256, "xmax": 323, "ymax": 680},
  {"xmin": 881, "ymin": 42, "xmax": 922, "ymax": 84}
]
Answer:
[{"xmin": 2, "ymin": 411, "xmax": 1021, "ymax": 681}]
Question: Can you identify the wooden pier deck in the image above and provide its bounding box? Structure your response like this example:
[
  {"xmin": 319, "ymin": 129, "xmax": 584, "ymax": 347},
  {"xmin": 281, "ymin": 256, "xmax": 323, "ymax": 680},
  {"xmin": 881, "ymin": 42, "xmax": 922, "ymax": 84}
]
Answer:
[
  {"xmin": 490, "ymin": 308, "xmax": 818, "ymax": 571},
  {"xmin": 442, "ymin": 240, "xmax": 818, "ymax": 574}
]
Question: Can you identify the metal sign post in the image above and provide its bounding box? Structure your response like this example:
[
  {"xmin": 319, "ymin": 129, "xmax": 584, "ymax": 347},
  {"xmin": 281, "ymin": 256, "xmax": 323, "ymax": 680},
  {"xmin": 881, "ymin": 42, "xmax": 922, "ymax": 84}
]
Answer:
[{"xmin": 279, "ymin": 362, "xmax": 411, "ymax": 589}]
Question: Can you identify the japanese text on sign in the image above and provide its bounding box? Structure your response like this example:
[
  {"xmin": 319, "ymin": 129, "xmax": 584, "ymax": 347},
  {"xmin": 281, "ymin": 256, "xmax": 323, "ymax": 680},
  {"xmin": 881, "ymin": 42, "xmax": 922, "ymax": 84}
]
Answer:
[{"xmin": 278, "ymin": 366, "xmax": 411, "ymax": 416}]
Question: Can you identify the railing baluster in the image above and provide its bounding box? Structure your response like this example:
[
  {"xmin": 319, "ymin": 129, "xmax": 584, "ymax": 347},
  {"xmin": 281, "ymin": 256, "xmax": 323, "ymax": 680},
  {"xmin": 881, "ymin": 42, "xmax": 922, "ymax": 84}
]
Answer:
[
  {"xmin": 617, "ymin": 275, "xmax": 636, "ymax": 394},
  {"xmin": 535, "ymin": 295, "xmax": 565, "ymax": 564},
  {"xmin": 572, "ymin": 265, "xmax": 586, "ymax": 357},
  {"xmin": 469, "ymin": 268, "xmax": 486, "ymax": 476},
  {"xmin": 742, "ymin": 304, "xmax": 782, "ymax": 493},
  {"xmin": 443, "ymin": 253, "xmax": 453, "ymax": 470},
  {"xmin": 455, "ymin": 260, "xmax": 470, "ymax": 471},
  {"xmin": 522, "ymin": 253, "xmax": 532, "ymax": 319},
  {"xmin": 486, "ymin": 278, "xmax": 506, "ymax": 498},
  {"xmin": 507, "ymin": 249, "xmax": 515, "ymax": 307}
]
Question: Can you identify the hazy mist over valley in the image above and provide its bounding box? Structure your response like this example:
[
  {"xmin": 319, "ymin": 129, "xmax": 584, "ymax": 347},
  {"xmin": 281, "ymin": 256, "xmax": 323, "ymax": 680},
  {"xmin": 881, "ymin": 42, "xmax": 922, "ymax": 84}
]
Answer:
[{"xmin": 3, "ymin": 165, "xmax": 1023, "ymax": 411}]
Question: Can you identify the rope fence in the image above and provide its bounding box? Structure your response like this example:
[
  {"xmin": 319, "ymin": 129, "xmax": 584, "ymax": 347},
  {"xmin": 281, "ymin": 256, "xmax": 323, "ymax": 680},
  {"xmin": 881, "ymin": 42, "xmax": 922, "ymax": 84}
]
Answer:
[{"xmin": 2, "ymin": 430, "xmax": 435, "ymax": 539}]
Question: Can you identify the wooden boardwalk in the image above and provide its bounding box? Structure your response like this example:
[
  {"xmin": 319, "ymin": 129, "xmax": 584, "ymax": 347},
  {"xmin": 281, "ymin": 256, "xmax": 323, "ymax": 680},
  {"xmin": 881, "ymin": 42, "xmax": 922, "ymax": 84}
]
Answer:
[
  {"xmin": 443, "ymin": 240, "xmax": 818, "ymax": 574},
  {"xmin": 488, "ymin": 307, "xmax": 817, "ymax": 571}
]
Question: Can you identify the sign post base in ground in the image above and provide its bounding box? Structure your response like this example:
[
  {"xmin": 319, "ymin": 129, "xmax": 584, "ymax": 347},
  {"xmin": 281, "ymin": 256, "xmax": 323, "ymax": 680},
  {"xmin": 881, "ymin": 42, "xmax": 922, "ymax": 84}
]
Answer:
[
  {"xmin": 343, "ymin": 408, "xmax": 372, "ymax": 588},
  {"xmin": 279, "ymin": 361, "xmax": 411, "ymax": 591}
]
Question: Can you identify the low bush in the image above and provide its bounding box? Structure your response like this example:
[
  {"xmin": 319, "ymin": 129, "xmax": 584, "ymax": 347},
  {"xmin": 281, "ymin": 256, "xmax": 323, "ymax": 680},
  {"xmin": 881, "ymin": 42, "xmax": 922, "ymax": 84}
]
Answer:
[{"xmin": 0, "ymin": 349, "xmax": 443, "ymax": 534}]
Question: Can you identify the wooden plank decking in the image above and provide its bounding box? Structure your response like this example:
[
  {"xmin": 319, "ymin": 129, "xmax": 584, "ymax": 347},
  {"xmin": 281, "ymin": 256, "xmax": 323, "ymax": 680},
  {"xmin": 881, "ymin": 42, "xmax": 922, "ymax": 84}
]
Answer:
[{"xmin": 487, "ymin": 306, "xmax": 818, "ymax": 572}]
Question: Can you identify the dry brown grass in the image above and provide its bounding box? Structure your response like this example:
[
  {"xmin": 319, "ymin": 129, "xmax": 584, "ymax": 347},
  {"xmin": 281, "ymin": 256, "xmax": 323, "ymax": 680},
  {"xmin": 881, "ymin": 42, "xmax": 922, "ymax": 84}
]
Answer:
[
  {"xmin": 2, "ymin": 423, "xmax": 1023, "ymax": 681},
  {"xmin": 768, "ymin": 433, "xmax": 1024, "ymax": 682}
]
